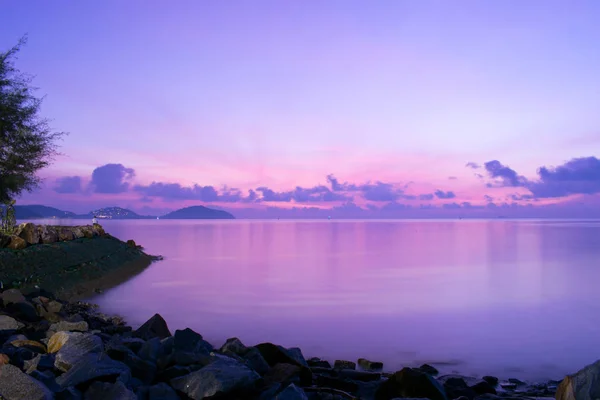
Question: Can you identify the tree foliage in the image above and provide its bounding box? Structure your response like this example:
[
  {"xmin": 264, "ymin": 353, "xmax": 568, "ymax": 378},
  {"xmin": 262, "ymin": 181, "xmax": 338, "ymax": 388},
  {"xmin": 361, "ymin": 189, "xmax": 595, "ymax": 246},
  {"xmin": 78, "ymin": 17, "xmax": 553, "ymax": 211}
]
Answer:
[{"xmin": 0, "ymin": 35, "xmax": 65, "ymax": 204}]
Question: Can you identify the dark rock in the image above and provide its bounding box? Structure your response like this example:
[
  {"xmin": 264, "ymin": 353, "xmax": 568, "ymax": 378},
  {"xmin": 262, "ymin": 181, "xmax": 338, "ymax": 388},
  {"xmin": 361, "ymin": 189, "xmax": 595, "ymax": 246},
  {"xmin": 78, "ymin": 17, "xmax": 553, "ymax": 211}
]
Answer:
[
  {"xmin": 29, "ymin": 369, "xmax": 61, "ymax": 392},
  {"xmin": 106, "ymin": 340, "xmax": 136, "ymax": 362},
  {"xmin": 256, "ymin": 342, "xmax": 308, "ymax": 368},
  {"xmin": 482, "ymin": 376, "xmax": 498, "ymax": 386},
  {"xmin": 307, "ymin": 357, "xmax": 331, "ymax": 369},
  {"xmin": 170, "ymin": 358, "xmax": 261, "ymax": 399},
  {"xmin": 276, "ymin": 383, "xmax": 309, "ymax": 400},
  {"xmin": 1, "ymin": 289, "xmax": 26, "ymax": 306},
  {"xmin": 134, "ymin": 314, "xmax": 171, "ymax": 341},
  {"xmin": 442, "ymin": 376, "xmax": 476, "ymax": 400},
  {"xmin": 156, "ymin": 365, "xmax": 195, "ymax": 382},
  {"xmin": 54, "ymin": 333, "xmax": 104, "ymax": 372},
  {"xmin": 0, "ymin": 315, "xmax": 25, "ymax": 332},
  {"xmin": 243, "ymin": 347, "xmax": 270, "ymax": 375},
  {"xmin": 123, "ymin": 352, "xmax": 157, "ymax": 384},
  {"xmin": 357, "ymin": 358, "xmax": 383, "ymax": 371},
  {"xmin": 173, "ymin": 328, "xmax": 213, "ymax": 353},
  {"xmin": 499, "ymin": 382, "xmax": 517, "ymax": 390},
  {"xmin": 5, "ymin": 301, "xmax": 39, "ymax": 322},
  {"xmin": 556, "ymin": 359, "xmax": 600, "ymax": 400},
  {"xmin": 220, "ymin": 337, "xmax": 248, "ymax": 355},
  {"xmin": 7, "ymin": 235, "xmax": 27, "ymax": 249},
  {"xmin": 84, "ymin": 380, "xmax": 136, "ymax": 400},
  {"xmin": 126, "ymin": 239, "xmax": 137, "ymax": 248},
  {"xmin": 138, "ymin": 337, "xmax": 161, "ymax": 362},
  {"xmin": 24, "ymin": 353, "xmax": 56, "ymax": 373},
  {"xmin": 338, "ymin": 369, "xmax": 381, "ymax": 382},
  {"xmin": 1, "ymin": 346, "xmax": 37, "ymax": 369},
  {"xmin": 334, "ymin": 360, "xmax": 356, "ymax": 370},
  {"xmin": 55, "ymin": 353, "xmax": 130, "ymax": 388},
  {"xmin": 50, "ymin": 321, "xmax": 89, "ymax": 333},
  {"xmin": 56, "ymin": 386, "xmax": 83, "ymax": 400},
  {"xmin": 259, "ymin": 383, "xmax": 282, "ymax": 400},
  {"xmin": 0, "ymin": 363, "xmax": 54, "ymax": 399},
  {"xmin": 418, "ymin": 363, "xmax": 439, "ymax": 376},
  {"xmin": 146, "ymin": 382, "xmax": 180, "ymax": 400},
  {"xmin": 471, "ymin": 380, "xmax": 497, "ymax": 395},
  {"xmin": 265, "ymin": 362, "xmax": 312, "ymax": 387},
  {"xmin": 315, "ymin": 375, "xmax": 359, "ymax": 394},
  {"xmin": 120, "ymin": 337, "xmax": 145, "ymax": 353},
  {"xmin": 508, "ymin": 378, "xmax": 526, "ymax": 386},
  {"xmin": 375, "ymin": 367, "xmax": 448, "ymax": 400}
]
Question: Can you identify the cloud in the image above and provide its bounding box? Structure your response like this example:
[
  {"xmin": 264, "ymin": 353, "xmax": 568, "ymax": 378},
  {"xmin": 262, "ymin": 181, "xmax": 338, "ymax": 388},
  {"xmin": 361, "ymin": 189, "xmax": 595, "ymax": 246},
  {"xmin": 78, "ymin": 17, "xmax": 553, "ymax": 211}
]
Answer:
[
  {"xmin": 255, "ymin": 185, "xmax": 353, "ymax": 203},
  {"xmin": 466, "ymin": 162, "xmax": 481, "ymax": 169},
  {"xmin": 53, "ymin": 176, "xmax": 82, "ymax": 194},
  {"xmin": 90, "ymin": 164, "xmax": 135, "ymax": 194},
  {"xmin": 434, "ymin": 189, "xmax": 456, "ymax": 199},
  {"xmin": 133, "ymin": 182, "xmax": 250, "ymax": 202},
  {"xmin": 527, "ymin": 156, "xmax": 600, "ymax": 198},
  {"xmin": 326, "ymin": 175, "xmax": 404, "ymax": 201},
  {"xmin": 419, "ymin": 193, "xmax": 434, "ymax": 201},
  {"xmin": 483, "ymin": 160, "xmax": 527, "ymax": 187}
]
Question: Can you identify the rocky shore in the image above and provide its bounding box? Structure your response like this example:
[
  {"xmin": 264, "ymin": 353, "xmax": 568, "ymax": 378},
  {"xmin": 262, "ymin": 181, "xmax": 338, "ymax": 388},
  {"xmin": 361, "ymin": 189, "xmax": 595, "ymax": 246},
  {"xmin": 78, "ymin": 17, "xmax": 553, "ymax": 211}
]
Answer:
[
  {"xmin": 0, "ymin": 288, "xmax": 592, "ymax": 400},
  {"xmin": 0, "ymin": 223, "xmax": 161, "ymax": 300}
]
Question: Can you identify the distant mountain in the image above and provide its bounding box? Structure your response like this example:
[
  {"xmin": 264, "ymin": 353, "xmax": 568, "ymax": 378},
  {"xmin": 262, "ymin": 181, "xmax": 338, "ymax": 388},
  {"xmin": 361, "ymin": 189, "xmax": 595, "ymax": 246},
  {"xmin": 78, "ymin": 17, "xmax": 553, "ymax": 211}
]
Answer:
[
  {"xmin": 80, "ymin": 207, "xmax": 155, "ymax": 220},
  {"xmin": 16, "ymin": 205, "xmax": 77, "ymax": 219},
  {"xmin": 161, "ymin": 206, "xmax": 235, "ymax": 219}
]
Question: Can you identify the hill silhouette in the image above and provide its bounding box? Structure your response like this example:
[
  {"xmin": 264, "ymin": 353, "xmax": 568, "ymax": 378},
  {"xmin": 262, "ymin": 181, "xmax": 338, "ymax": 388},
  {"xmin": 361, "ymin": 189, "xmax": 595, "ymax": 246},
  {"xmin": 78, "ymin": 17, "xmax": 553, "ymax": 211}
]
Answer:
[{"xmin": 161, "ymin": 206, "xmax": 235, "ymax": 219}]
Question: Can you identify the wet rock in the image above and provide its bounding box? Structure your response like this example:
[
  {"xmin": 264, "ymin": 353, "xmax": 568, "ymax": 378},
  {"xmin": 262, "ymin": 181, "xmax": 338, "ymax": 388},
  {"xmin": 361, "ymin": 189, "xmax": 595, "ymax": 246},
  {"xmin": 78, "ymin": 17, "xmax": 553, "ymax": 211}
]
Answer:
[
  {"xmin": 256, "ymin": 342, "xmax": 309, "ymax": 368},
  {"xmin": 482, "ymin": 376, "xmax": 498, "ymax": 386},
  {"xmin": 170, "ymin": 358, "xmax": 261, "ymax": 399},
  {"xmin": 265, "ymin": 362, "xmax": 312, "ymax": 387},
  {"xmin": 55, "ymin": 352, "xmax": 130, "ymax": 388},
  {"xmin": 276, "ymin": 383, "xmax": 309, "ymax": 400},
  {"xmin": 0, "ymin": 363, "xmax": 54, "ymax": 399},
  {"xmin": 134, "ymin": 314, "xmax": 171, "ymax": 340},
  {"xmin": 556, "ymin": 359, "xmax": 600, "ymax": 400},
  {"xmin": 358, "ymin": 358, "xmax": 383, "ymax": 371},
  {"xmin": 54, "ymin": 333, "xmax": 104, "ymax": 372},
  {"xmin": 375, "ymin": 367, "xmax": 448, "ymax": 400},
  {"xmin": 1, "ymin": 289, "xmax": 26, "ymax": 306},
  {"xmin": 0, "ymin": 315, "xmax": 24, "ymax": 332},
  {"xmin": 418, "ymin": 363, "xmax": 439, "ymax": 376},
  {"xmin": 16, "ymin": 222, "xmax": 40, "ymax": 245},
  {"xmin": 145, "ymin": 382, "xmax": 180, "ymax": 400},
  {"xmin": 84, "ymin": 380, "xmax": 136, "ymax": 400},
  {"xmin": 7, "ymin": 235, "xmax": 27, "ymax": 249},
  {"xmin": 50, "ymin": 320, "xmax": 89, "ymax": 333},
  {"xmin": 334, "ymin": 360, "xmax": 356, "ymax": 370},
  {"xmin": 307, "ymin": 357, "xmax": 331, "ymax": 369}
]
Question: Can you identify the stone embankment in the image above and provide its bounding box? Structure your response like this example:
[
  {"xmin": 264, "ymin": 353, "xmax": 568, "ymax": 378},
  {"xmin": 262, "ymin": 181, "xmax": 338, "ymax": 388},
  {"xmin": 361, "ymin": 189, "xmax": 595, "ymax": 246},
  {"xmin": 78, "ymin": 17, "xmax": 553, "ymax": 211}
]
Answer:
[
  {"xmin": 0, "ymin": 288, "xmax": 588, "ymax": 400},
  {"xmin": 0, "ymin": 223, "xmax": 161, "ymax": 300}
]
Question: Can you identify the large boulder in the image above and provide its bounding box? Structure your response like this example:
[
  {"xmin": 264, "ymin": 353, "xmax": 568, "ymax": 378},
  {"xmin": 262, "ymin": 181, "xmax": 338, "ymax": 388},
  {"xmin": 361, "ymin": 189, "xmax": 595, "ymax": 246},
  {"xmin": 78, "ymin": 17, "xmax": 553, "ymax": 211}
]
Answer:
[
  {"xmin": 556, "ymin": 359, "xmax": 600, "ymax": 400},
  {"xmin": 0, "ymin": 315, "xmax": 24, "ymax": 332},
  {"xmin": 173, "ymin": 328, "xmax": 213, "ymax": 353},
  {"xmin": 55, "ymin": 352, "xmax": 130, "ymax": 388},
  {"xmin": 7, "ymin": 235, "xmax": 27, "ymax": 250},
  {"xmin": 146, "ymin": 382, "xmax": 180, "ymax": 400},
  {"xmin": 375, "ymin": 367, "xmax": 448, "ymax": 400},
  {"xmin": 276, "ymin": 383, "xmax": 309, "ymax": 400},
  {"xmin": 84, "ymin": 380, "xmax": 136, "ymax": 400},
  {"xmin": 16, "ymin": 222, "xmax": 40, "ymax": 245},
  {"xmin": 51, "ymin": 332, "xmax": 104, "ymax": 371},
  {"xmin": 134, "ymin": 313, "xmax": 172, "ymax": 340},
  {"xmin": 255, "ymin": 343, "xmax": 308, "ymax": 368},
  {"xmin": 170, "ymin": 358, "xmax": 261, "ymax": 399},
  {"xmin": 0, "ymin": 363, "xmax": 54, "ymax": 400},
  {"xmin": 38, "ymin": 225, "xmax": 58, "ymax": 244},
  {"xmin": 265, "ymin": 362, "xmax": 312, "ymax": 387},
  {"xmin": 56, "ymin": 226, "xmax": 74, "ymax": 241}
]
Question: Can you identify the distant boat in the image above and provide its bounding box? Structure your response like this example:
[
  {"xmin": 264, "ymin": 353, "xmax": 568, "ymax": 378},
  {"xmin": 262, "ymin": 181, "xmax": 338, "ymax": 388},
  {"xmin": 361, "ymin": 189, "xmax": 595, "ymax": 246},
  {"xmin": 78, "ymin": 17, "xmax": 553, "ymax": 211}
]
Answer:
[
  {"xmin": 328, "ymin": 216, "xmax": 331, "ymax": 220},
  {"xmin": 156, "ymin": 217, "xmax": 160, "ymax": 220}
]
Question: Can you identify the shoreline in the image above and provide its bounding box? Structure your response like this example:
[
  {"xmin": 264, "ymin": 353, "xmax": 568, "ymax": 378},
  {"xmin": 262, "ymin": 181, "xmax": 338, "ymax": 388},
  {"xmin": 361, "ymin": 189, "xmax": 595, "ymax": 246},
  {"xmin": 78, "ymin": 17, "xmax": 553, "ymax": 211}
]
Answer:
[{"xmin": 0, "ymin": 287, "xmax": 575, "ymax": 400}]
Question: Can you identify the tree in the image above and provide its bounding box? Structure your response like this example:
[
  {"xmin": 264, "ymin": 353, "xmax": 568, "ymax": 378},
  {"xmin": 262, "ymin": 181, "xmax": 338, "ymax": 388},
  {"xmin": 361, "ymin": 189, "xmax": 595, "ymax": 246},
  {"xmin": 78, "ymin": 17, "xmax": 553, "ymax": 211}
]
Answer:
[{"xmin": 0, "ymin": 35, "xmax": 65, "ymax": 204}]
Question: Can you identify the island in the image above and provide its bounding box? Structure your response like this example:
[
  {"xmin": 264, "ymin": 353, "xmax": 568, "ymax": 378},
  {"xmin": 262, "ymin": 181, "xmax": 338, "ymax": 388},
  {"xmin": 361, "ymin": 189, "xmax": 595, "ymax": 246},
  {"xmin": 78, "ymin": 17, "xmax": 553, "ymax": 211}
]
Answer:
[{"xmin": 160, "ymin": 206, "xmax": 235, "ymax": 220}]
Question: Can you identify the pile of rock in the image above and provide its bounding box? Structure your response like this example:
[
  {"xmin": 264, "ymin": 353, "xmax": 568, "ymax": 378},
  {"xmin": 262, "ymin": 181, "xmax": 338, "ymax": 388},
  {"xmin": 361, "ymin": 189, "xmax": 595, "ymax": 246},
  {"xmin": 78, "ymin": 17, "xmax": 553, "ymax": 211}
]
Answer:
[
  {"xmin": 0, "ymin": 287, "xmax": 583, "ymax": 399},
  {"xmin": 0, "ymin": 223, "xmax": 106, "ymax": 250}
]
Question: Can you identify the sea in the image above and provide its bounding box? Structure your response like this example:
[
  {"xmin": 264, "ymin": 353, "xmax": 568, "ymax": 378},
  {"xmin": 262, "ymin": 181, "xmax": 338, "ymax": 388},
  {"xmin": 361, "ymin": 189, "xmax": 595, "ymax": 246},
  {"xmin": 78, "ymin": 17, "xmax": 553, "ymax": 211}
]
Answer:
[{"xmin": 38, "ymin": 218, "xmax": 600, "ymax": 381}]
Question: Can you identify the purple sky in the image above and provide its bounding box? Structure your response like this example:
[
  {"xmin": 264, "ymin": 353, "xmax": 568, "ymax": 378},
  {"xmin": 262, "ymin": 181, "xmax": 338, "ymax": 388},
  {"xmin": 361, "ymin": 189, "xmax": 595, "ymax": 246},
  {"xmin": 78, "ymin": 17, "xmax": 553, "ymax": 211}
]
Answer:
[{"xmin": 2, "ymin": 0, "xmax": 600, "ymax": 218}]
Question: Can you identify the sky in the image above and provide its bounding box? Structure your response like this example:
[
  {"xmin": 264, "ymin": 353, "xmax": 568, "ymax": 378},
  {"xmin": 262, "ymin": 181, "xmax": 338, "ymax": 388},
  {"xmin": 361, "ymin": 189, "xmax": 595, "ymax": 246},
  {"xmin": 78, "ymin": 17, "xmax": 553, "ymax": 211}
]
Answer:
[{"xmin": 2, "ymin": 0, "xmax": 600, "ymax": 218}]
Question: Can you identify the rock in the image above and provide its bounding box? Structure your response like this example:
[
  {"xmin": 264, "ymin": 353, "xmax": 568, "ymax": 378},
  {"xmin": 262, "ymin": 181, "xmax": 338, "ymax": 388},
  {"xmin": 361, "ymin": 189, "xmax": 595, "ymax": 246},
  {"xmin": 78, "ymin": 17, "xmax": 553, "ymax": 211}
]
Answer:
[
  {"xmin": 334, "ymin": 360, "xmax": 356, "ymax": 370},
  {"xmin": 134, "ymin": 314, "xmax": 171, "ymax": 340},
  {"xmin": 173, "ymin": 327, "xmax": 213, "ymax": 353},
  {"xmin": 5, "ymin": 301, "xmax": 39, "ymax": 322},
  {"xmin": 7, "ymin": 235, "xmax": 27, "ymax": 249},
  {"xmin": 375, "ymin": 367, "xmax": 448, "ymax": 400},
  {"xmin": 29, "ymin": 370, "xmax": 61, "ymax": 393},
  {"xmin": 500, "ymin": 382, "xmax": 517, "ymax": 390},
  {"xmin": 9, "ymin": 339, "xmax": 47, "ymax": 353},
  {"xmin": 508, "ymin": 377, "xmax": 526, "ymax": 386},
  {"xmin": 256, "ymin": 342, "xmax": 309, "ymax": 368},
  {"xmin": 53, "ymin": 333, "xmax": 104, "ymax": 372},
  {"xmin": 482, "ymin": 376, "xmax": 498, "ymax": 386},
  {"xmin": 71, "ymin": 227, "xmax": 85, "ymax": 239},
  {"xmin": 55, "ymin": 352, "xmax": 130, "ymax": 388},
  {"xmin": 276, "ymin": 383, "xmax": 309, "ymax": 400},
  {"xmin": 56, "ymin": 386, "xmax": 83, "ymax": 399},
  {"xmin": 471, "ymin": 380, "xmax": 497, "ymax": 395},
  {"xmin": 16, "ymin": 222, "xmax": 40, "ymax": 245},
  {"xmin": 0, "ymin": 315, "xmax": 24, "ymax": 332},
  {"xmin": 38, "ymin": 225, "xmax": 58, "ymax": 244},
  {"xmin": 23, "ymin": 353, "xmax": 55, "ymax": 373},
  {"xmin": 57, "ymin": 227, "xmax": 75, "ymax": 241},
  {"xmin": 556, "ymin": 359, "xmax": 600, "ymax": 400},
  {"xmin": 123, "ymin": 352, "xmax": 157, "ymax": 384},
  {"xmin": 0, "ymin": 232, "xmax": 10, "ymax": 248},
  {"xmin": 243, "ymin": 347, "xmax": 270, "ymax": 375},
  {"xmin": 418, "ymin": 363, "xmax": 439, "ymax": 375},
  {"xmin": 0, "ymin": 363, "xmax": 54, "ymax": 400},
  {"xmin": 265, "ymin": 362, "xmax": 312, "ymax": 387},
  {"xmin": 138, "ymin": 337, "xmax": 161, "ymax": 362},
  {"xmin": 50, "ymin": 321, "xmax": 89, "ymax": 333},
  {"xmin": 146, "ymin": 382, "xmax": 180, "ymax": 400},
  {"xmin": 314, "ymin": 375, "xmax": 360, "ymax": 394},
  {"xmin": 170, "ymin": 358, "xmax": 261, "ymax": 399},
  {"xmin": 220, "ymin": 337, "xmax": 248, "ymax": 355},
  {"xmin": 358, "ymin": 358, "xmax": 383, "ymax": 371},
  {"xmin": 84, "ymin": 381, "xmax": 136, "ymax": 400},
  {"xmin": 338, "ymin": 369, "xmax": 382, "ymax": 382},
  {"xmin": 442, "ymin": 376, "xmax": 476, "ymax": 400},
  {"xmin": 1, "ymin": 288, "xmax": 26, "ymax": 306},
  {"xmin": 0, "ymin": 354, "xmax": 8, "ymax": 365},
  {"xmin": 307, "ymin": 357, "xmax": 331, "ymax": 368}
]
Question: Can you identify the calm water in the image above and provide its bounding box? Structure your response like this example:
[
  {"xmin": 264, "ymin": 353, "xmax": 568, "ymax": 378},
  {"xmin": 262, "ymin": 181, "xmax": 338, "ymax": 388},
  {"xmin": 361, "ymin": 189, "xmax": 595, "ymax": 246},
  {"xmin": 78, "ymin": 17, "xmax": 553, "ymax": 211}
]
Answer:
[{"xmin": 45, "ymin": 219, "xmax": 600, "ymax": 380}]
